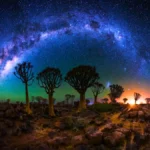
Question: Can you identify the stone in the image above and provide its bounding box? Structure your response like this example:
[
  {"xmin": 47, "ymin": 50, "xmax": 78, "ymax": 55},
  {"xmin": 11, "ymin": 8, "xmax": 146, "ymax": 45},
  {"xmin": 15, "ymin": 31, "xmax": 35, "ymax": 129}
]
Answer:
[
  {"xmin": 48, "ymin": 136, "xmax": 70, "ymax": 145},
  {"xmin": 138, "ymin": 111, "xmax": 144, "ymax": 118},
  {"xmin": 5, "ymin": 108, "xmax": 16, "ymax": 118},
  {"xmin": 129, "ymin": 111, "xmax": 137, "ymax": 118},
  {"xmin": 48, "ymin": 130, "xmax": 57, "ymax": 138},
  {"xmin": 104, "ymin": 131, "xmax": 125, "ymax": 146},
  {"xmin": 85, "ymin": 126, "xmax": 102, "ymax": 145},
  {"xmin": 12, "ymin": 127, "xmax": 21, "ymax": 136},
  {"xmin": 0, "ymin": 105, "xmax": 8, "ymax": 111},
  {"xmin": 72, "ymin": 135, "xmax": 86, "ymax": 146},
  {"xmin": 4, "ymin": 120, "xmax": 14, "ymax": 127},
  {"xmin": 36, "ymin": 143, "xmax": 50, "ymax": 150},
  {"xmin": 116, "ymin": 128, "xmax": 130, "ymax": 136},
  {"xmin": 54, "ymin": 121, "xmax": 66, "ymax": 130},
  {"xmin": 75, "ymin": 144, "xmax": 89, "ymax": 150},
  {"xmin": 94, "ymin": 119, "xmax": 103, "ymax": 126},
  {"xmin": 0, "ymin": 112, "xmax": 4, "ymax": 118}
]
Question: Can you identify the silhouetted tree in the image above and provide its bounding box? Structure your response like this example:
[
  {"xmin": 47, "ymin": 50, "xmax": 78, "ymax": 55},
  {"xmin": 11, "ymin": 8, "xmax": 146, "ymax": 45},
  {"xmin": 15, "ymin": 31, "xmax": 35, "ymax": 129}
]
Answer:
[
  {"xmin": 108, "ymin": 84, "xmax": 124, "ymax": 103},
  {"xmin": 91, "ymin": 82, "xmax": 105, "ymax": 104},
  {"xmin": 37, "ymin": 67, "xmax": 62, "ymax": 116},
  {"xmin": 31, "ymin": 96, "xmax": 35, "ymax": 103},
  {"xmin": 145, "ymin": 98, "xmax": 150, "ymax": 104},
  {"xmin": 65, "ymin": 65, "xmax": 99, "ymax": 110},
  {"xmin": 71, "ymin": 95, "xmax": 75, "ymax": 105},
  {"xmin": 123, "ymin": 98, "xmax": 128, "ymax": 104},
  {"xmin": 65, "ymin": 94, "xmax": 71, "ymax": 105},
  {"xmin": 14, "ymin": 62, "xmax": 34, "ymax": 114},
  {"xmin": 134, "ymin": 92, "xmax": 141, "ymax": 104}
]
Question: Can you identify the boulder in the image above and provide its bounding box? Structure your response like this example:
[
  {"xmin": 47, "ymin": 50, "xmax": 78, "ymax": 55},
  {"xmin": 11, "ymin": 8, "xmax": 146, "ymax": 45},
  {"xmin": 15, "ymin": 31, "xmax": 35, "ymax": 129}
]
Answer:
[
  {"xmin": 72, "ymin": 135, "xmax": 86, "ymax": 146},
  {"xmin": 48, "ymin": 136, "xmax": 70, "ymax": 145},
  {"xmin": 48, "ymin": 130, "xmax": 57, "ymax": 138},
  {"xmin": 4, "ymin": 120, "xmax": 14, "ymax": 127},
  {"xmin": 75, "ymin": 144, "xmax": 89, "ymax": 150},
  {"xmin": 12, "ymin": 127, "xmax": 21, "ymax": 136},
  {"xmin": 85, "ymin": 126, "xmax": 102, "ymax": 145},
  {"xmin": 129, "ymin": 111, "xmax": 137, "ymax": 118},
  {"xmin": 102, "ymin": 123, "xmax": 117, "ymax": 132},
  {"xmin": 0, "ymin": 105, "xmax": 8, "ymax": 111},
  {"xmin": 116, "ymin": 128, "xmax": 130, "ymax": 137},
  {"xmin": 0, "ymin": 111, "xmax": 4, "ymax": 118},
  {"xmin": 5, "ymin": 108, "xmax": 16, "ymax": 118},
  {"xmin": 94, "ymin": 119, "xmax": 103, "ymax": 126},
  {"xmin": 20, "ymin": 122, "xmax": 33, "ymax": 133},
  {"xmin": 104, "ymin": 131, "xmax": 125, "ymax": 146},
  {"xmin": 54, "ymin": 121, "xmax": 66, "ymax": 130},
  {"xmin": 36, "ymin": 143, "xmax": 50, "ymax": 150},
  {"xmin": 138, "ymin": 111, "xmax": 144, "ymax": 118}
]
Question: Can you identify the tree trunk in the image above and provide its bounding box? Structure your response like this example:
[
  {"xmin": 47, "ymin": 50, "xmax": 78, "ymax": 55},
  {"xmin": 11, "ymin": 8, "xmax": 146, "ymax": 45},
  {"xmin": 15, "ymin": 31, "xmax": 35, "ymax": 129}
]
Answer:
[
  {"xmin": 25, "ymin": 83, "xmax": 31, "ymax": 114},
  {"xmin": 79, "ymin": 93, "xmax": 86, "ymax": 110},
  {"xmin": 94, "ymin": 95, "xmax": 98, "ymax": 104},
  {"xmin": 48, "ymin": 93, "xmax": 55, "ymax": 116}
]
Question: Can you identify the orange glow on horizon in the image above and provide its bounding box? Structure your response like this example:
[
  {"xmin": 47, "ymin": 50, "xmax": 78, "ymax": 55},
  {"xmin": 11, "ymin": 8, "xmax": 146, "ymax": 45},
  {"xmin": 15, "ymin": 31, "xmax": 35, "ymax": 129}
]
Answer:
[{"xmin": 118, "ymin": 83, "xmax": 148, "ymax": 105}]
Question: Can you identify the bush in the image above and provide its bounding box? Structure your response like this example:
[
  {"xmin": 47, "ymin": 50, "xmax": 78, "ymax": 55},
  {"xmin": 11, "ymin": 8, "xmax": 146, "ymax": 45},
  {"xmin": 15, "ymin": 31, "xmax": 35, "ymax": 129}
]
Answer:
[
  {"xmin": 63, "ymin": 116, "xmax": 74, "ymax": 129},
  {"xmin": 89, "ymin": 103, "xmax": 116, "ymax": 112},
  {"xmin": 63, "ymin": 116, "xmax": 86, "ymax": 131}
]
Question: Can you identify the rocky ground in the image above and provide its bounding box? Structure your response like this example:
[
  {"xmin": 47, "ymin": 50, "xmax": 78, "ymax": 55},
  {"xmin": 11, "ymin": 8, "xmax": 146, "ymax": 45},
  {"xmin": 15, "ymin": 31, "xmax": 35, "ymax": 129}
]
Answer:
[{"xmin": 0, "ymin": 102, "xmax": 150, "ymax": 150}]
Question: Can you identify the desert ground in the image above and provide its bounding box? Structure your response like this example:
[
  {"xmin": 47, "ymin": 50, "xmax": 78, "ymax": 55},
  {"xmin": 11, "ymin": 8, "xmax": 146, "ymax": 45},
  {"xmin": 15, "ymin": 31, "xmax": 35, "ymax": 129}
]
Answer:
[{"xmin": 0, "ymin": 102, "xmax": 150, "ymax": 150}]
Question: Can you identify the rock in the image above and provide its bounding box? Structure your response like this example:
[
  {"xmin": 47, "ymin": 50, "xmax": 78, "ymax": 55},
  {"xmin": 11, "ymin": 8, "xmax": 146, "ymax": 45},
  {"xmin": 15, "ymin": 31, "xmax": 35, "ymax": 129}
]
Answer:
[
  {"xmin": 138, "ymin": 111, "xmax": 144, "ymax": 118},
  {"xmin": 48, "ymin": 130, "xmax": 57, "ymax": 138},
  {"xmin": 0, "ymin": 112, "xmax": 4, "ymax": 117},
  {"xmin": 129, "ymin": 111, "xmax": 137, "ymax": 118},
  {"xmin": 12, "ymin": 127, "xmax": 21, "ymax": 136},
  {"xmin": 42, "ymin": 123, "xmax": 50, "ymax": 128},
  {"xmin": 54, "ymin": 121, "xmax": 66, "ymax": 130},
  {"xmin": 144, "ymin": 124, "xmax": 150, "ymax": 133},
  {"xmin": 5, "ymin": 108, "xmax": 16, "ymax": 118},
  {"xmin": 102, "ymin": 123, "xmax": 117, "ymax": 132},
  {"xmin": 145, "ymin": 113, "xmax": 150, "ymax": 120},
  {"xmin": 72, "ymin": 135, "xmax": 86, "ymax": 146},
  {"xmin": 85, "ymin": 126, "xmax": 102, "ymax": 145},
  {"xmin": 0, "ymin": 122, "xmax": 8, "ymax": 137},
  {"xmin": 75, "ymin": 118, "xmax": 86, "ymax": 129},
  {"xmin": 0, "ymin": 105, "xmax": 8, "ymax": 111},
  {"xmin": 36, "ymin": 143, "xmax": 50, "ymax": 150},
  {"xmin": 0, "ymin": 128, "xmax": 7, "ymax": 137},
  {"xmin": 20, "ymin": 122, "xmax": 33, "ymax": 133},
  {"xmin": 116, "ymin": 128, "xmax": 130, "ymax": 137},
  {"xmin": 104, "ymin": 131, "xmax": 125, "ymax": 146},
  {"xmin": 139, "ymin": 119, "xmax": 145, "ymax": 123},
  {"xmin": 4, "ymin": 120, "xmax": 14, "ymax": 127},
  {"xmin": 75, "ymin": 144, "xmax": 89, "ymax": 150},
  {"xmin": 48, "ymin": 136, "xmax": 70, "ymax": 145},
  {"xmin": 0, "ymin": 139, "xmax": 7, "ymax": 147},
  {"xmin": 94, "ymin": 119, "xmax": 103, "ymax": 126}
]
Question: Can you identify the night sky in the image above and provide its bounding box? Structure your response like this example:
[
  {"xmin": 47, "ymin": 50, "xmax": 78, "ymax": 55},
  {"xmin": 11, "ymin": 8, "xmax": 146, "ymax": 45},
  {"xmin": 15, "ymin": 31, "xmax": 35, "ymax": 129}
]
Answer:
[{"xmin": 0, "ymin": 0, "xmax": 149, "ymax": 103}]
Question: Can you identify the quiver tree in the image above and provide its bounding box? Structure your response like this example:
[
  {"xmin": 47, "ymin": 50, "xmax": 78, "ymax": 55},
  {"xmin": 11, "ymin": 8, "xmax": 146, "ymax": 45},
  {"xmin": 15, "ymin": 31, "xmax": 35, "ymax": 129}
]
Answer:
[
  {"xmin": 65, "ymin": 65, "xmax": 99, "ymax": 110},
  {"xmin": 71, "ymin": 95, "xmax": 75, "ymax": 105},
  {"xmin": 37, "ymin": 67, "xmax": 62, "ymax": 116},
  {"xmin": 145, "ymin": 98, "xmax": 150, "ymax": 104},
  {"xmin": 91, "ymin": 82, "xmax": 105, "ymax": 104},
  {"xmin": 14, "ymin": 62, "xmax": 34, "ymax": 114},
  {"xmin": 108, "ymin": 84, "xmax": 124, "ymax": 103},
  {"xmin": 65, "ymin": 94, "xmax": 71, "ymax": 105},
  {"xmin": 134, "ymin": 92, "xmax": 141, "ymax": 104},
  {"xmin": 123, "ymin": 98, "xmax": 128, "ymax": 104}
]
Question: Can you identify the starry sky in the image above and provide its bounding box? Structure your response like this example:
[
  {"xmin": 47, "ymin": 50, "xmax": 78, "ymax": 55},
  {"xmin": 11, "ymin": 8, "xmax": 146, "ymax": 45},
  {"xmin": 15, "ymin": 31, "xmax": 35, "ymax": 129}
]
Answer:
[{"xmin": 0, "ymin": 0, "xmax": 150, "ymax": 103}]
